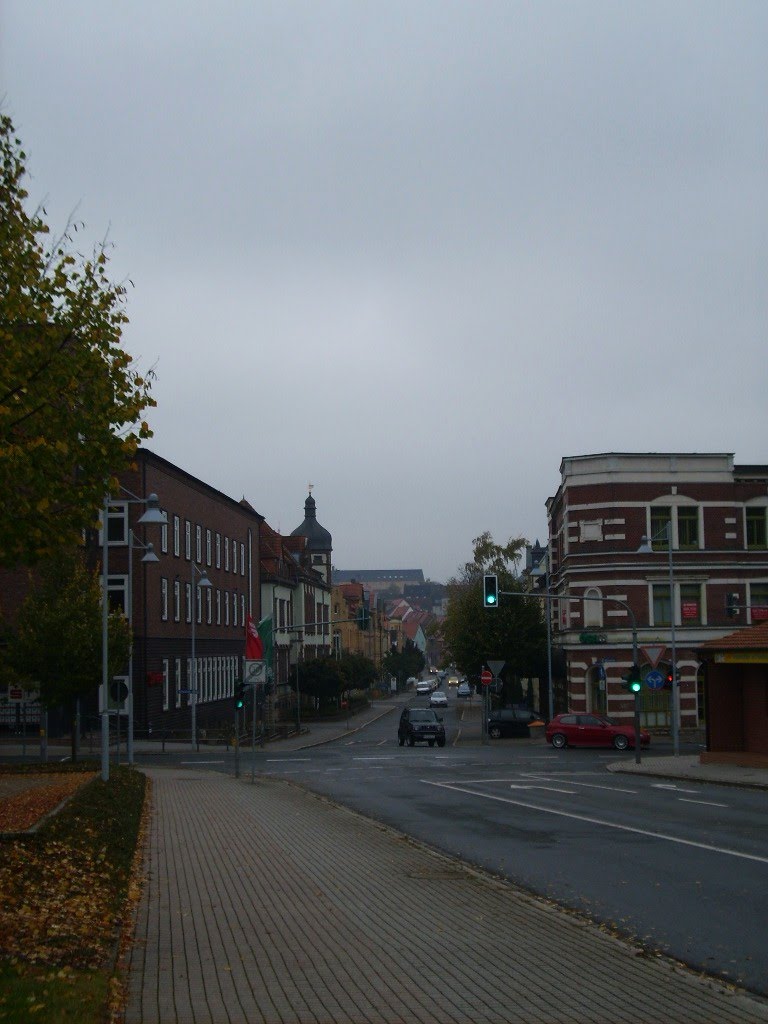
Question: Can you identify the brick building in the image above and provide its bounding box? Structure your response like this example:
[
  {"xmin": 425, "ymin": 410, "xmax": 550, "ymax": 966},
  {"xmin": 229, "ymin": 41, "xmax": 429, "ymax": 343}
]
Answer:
[
  {"xmin": 546, "ymin": 453, "xmax": 768, "ymax": 732},
  {"xmin": 95, "ymin": 448, "xmax": 264, "ymax": 737}
]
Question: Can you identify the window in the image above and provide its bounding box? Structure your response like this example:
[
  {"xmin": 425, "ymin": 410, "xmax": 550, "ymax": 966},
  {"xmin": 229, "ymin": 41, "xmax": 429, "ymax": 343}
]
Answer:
[
  {"xmin": 216, "ymin": 589, "xmax": 221, "ymax": 625},
  {"xmin": 224, "ymin": 536, "xmax": 229, "ymax": 571},
  {"xmin": 240, "ymin": 542, "xmax": 245, "ymax": 575},
  {"xmin": 583, "ymin": 587, "xmax": 603, "ymax": 628},
  {"xmin": 196, "ymin": 585, "xmax": 202, "ymax": 624},
  {"xmin": 677, "ymin": 507, "xmax": 699, "ymax": 549},
  {"xmin": 233, "ymin": 591, "xmax": 238, "ymax": 627},
  {"xmin": 206, "ymin": 587, "xmax": 212, "ymax": 624},
  {"xmin": 161, "ymin": 514, "xmax": 168, "ymax": 554},
  {"xmin": 185, "ymin": 521, "xmax": 191, "ymax": 559},
  {"xmin": 652, "ymin": 584, "xmax": 672, "ymax": 627},
  {"xmin": 173, "ymin": 580, "xmax": 181, "ymax": 622},
  {"xmin": 185, "ymin": 582, "xmax": 192, "ymax": 623},
  {"xmin": 225, "ymin": 591, "xmax": 230, "ymax": 626},
  {"xmin": 175, "ymin": 658, "xmax": 182, "ymax": 708},
  {"xmin": 161, "ymin": 578, "xmax": 168, "ymax": 621},
  {"xmin": 173, "ymin": 515, "xmax": 180, "ymax": 557},
  {"xmin": 162, "ymin": 658, "xmax": 169, "ymax": 711},
  {"xmin": 106, "ymin": 574, "xmax": 128, "ymax": 616},
  {"xmin": 650, "ymin": 507, "xmax": 671, "ymax": 546},
  {"xmin": 241, "ymin": 594, "xmax": 245, "ymax": 625},
  {"xmin": 680, "ymin": 584, "xmax": 701, "ymax": 624},
  {"xmin": 232, "ymin": 539, "xmax": 238, "ymax": 574},
  {"xmin": 101, "ymin": 503, "xmax": 128, "ymax": 545},
  {"xmin": 750, "ymin": 583, "xmax": 768, "ymax": 622},
  {"xmin": 216, "ymin": 533, "xmax": 221, "ymax": 568},
  {"xmin": 747, "ymin": 508, "xmax": 767, "ymax": 549},
  {"xmin": 206, "ymin": 529, "xmax": 212, "ymax": 566},
  {"xmin": 196, "ymin": 525, "xmax": 202, "ymax": 563}
]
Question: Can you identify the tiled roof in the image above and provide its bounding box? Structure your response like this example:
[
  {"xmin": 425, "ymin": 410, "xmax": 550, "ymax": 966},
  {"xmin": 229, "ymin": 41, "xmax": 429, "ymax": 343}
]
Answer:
[{"xmin": 698, "ymin": 621, "xmax": 768, "ymax": 652}]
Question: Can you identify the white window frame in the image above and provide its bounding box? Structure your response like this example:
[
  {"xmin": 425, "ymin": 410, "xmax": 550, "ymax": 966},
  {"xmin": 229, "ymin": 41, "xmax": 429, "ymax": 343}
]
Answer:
[
  {"xmin": 224, "ymin": 536, "xmax": 230, "ymax": 571},
  {"xmin": 206, "ymin": 529, "xmax": 212, "ymax": 566},
  {"xmin": 233, "ymin": 539, "xmax": 238, "ymax": 574},
  {"xmin": 173, "ymin": 515, "xmax": 180, "ymax": 557},
  {"xmin": 206, "ymin": 586, "xmax": 212, "ymax": 624},
  {"xmin": 240, "ymin": 542, "xmax": 245, "ymax": 576},
  {"xmin": 175, "ymin": 658, "xmax": 182, "ymax": 708},
  {"xmin": 185, "ymin": 521, "xmax": 191, "ymax": 560},
  {"xmin": 216, "ymin": 532, "xmax": 221, "ymax": 568},
  {"xmin": 216, "ymin": 589, "xmax": 221, "ymax": 625},
  {"xmin": 186, "ymin": 582, "xmax": 192, "ymax": 624},
  {"xmin": 162, "ymin": 658, "xmax": 170, "ymax": 711},
  {"xmin": 160, "ymin": 513, "xmax": 168, "ymax": 554},
  {"xmin": 160, "ymin": 577, "xmax": 168, "ymax": 621},
  {"xmin": 173, "ymin": 579, "xmax": 181, "ymax": 622},
  {"xmin": 100, "ymin": 502, "xmax": 128, "ymax": 546},
  {"xmin": 196, "ymin": 525, "xmax": 202, "ymax": 563},
  {"xmin": 225, "ymin": 591, "xmax": 230, "ymax": 626}
]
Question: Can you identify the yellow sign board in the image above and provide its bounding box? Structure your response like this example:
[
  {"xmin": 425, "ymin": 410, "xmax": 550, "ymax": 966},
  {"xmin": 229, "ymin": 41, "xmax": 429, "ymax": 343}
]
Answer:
[{"xmin": 715, "ymin": 651, "xmax": 768, "ymax": 664}]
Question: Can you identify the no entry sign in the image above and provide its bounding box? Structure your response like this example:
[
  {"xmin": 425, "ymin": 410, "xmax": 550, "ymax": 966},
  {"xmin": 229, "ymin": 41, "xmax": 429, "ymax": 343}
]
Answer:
[{"xmin": 480, "ymin": 669, "xmax": 493, "ymax": 686}]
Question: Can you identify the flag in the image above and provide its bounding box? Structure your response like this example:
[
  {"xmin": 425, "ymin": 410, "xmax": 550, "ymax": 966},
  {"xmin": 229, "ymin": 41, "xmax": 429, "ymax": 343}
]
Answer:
[{"xmin": 245, "ymin": 614, "xmax": 263, "ymax": 659}]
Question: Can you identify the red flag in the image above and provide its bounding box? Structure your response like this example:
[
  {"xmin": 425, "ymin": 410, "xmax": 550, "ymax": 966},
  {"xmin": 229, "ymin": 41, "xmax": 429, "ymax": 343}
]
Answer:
[{"xmin": 245, "ymin": 614, "xmax": 264, "ymax": 659}]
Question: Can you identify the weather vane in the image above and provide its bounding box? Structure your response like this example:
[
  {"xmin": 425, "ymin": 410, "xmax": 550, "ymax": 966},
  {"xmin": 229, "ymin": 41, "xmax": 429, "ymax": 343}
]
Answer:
[{"xmin": 308, "ymin": 482, "xmax": 314, "ymax": 494}]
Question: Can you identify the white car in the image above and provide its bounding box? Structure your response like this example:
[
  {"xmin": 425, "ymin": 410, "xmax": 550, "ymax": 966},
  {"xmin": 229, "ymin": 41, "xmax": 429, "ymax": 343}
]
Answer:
[
  {"xmin": 429, "ymin": 690, "xmax": 448, "ymax": 708},
  {"xmin": 415, "ymin": 680, "xmax": 432, "ymax": 695}
]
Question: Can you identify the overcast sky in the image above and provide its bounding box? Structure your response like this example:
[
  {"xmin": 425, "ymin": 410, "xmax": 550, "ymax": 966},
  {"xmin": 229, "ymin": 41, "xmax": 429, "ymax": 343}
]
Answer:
[{"xmin": 3, "ymin": 2, "xmax": 766, "ymax": 583}]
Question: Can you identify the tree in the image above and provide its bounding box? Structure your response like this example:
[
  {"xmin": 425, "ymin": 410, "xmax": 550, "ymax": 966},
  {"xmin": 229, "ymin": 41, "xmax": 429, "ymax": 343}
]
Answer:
[
  {"xmin": 0, "ymin": 114, "xmax": 155, "ymax": 567},
  {"xmin": 443, "ymin": 532, "xmax": 547, "ymax": 695},
  {"xmin": 3, "ymin": 547, "xmax": 131, "ymax": 760},
  {"xmin": 383, "ymin": 639, "xmax": 425, "ymax": 687}
]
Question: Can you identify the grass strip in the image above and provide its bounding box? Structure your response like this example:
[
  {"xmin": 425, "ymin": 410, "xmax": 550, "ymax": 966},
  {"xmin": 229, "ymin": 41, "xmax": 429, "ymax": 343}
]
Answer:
[{"xmin": 0, "ymin": 765, "xmax": 146, "ymax": 1024}]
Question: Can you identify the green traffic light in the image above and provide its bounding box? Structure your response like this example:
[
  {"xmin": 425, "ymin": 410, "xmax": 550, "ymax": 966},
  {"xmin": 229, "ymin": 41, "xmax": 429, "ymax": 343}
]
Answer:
[
  {"xmin": 630, "ymin": 679, "xmax": 642, "ymax": 693},
  {"xmin": 486, "ymin": 594, "xmax": 496, "ymax": 605}
]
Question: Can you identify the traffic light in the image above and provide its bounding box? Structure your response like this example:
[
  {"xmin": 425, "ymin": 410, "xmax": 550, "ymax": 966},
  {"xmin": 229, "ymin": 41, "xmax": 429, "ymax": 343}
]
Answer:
[
  {"xmin": 620, "ymin": 665, "xmax": 642, "ymax": 693},
  {"xmin": 235, "ymin": 681, "xmax": 245, "ymax": 709},
  {"xmin": 483, "ymin": 574, "xmax": 499, "ymax": 608},
  {"xmin": 725, "ymin": 593, "xmax": 738, "ymax": 618},
  {"xmin": 665, "ymin": 669, "xmax": 674, "ymax": 688}
]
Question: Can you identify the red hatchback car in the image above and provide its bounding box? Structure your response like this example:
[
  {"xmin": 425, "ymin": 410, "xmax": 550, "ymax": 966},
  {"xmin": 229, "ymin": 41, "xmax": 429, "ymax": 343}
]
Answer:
[{"xmin": 546, "ymin": 713, "xmax": 651, "ymax": 751}]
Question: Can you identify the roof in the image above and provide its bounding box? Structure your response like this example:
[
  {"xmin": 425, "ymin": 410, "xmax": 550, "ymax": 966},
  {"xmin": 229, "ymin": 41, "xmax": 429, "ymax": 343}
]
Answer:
[
  {"xmin": 698, "ymin": 621, "xmax": 768, "ymax": 653},
  {"xmin": 290, "ymin": 493, "xmax": 332, "ymax": 552},
  {"xmin": 333, "ymin": 569, "xmax": 424, "ymax": 584}
]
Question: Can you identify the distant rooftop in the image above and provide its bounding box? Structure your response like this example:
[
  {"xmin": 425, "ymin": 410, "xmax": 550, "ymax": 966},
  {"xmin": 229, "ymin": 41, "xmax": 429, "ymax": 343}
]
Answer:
[{"xmin": 333, "ymin": 569, "xmax": 425, "ymax": 584}]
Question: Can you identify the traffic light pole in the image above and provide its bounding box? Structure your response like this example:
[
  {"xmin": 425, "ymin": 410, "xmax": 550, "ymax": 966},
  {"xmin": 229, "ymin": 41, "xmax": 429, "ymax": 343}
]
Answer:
[{"xmin": 497, "ymin": 588, "xmax": 642, "ymax": 764}]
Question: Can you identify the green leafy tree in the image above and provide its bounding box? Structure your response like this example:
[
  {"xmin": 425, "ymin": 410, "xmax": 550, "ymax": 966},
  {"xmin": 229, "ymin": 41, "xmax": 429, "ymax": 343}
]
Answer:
[
  {"xmin": 336, "ymin": 653, "xmax": 376, "ymax": 696},
  {"xmin": 0, "ymin": 114, "xmax": 155, "ymax": 567},
  {"xmin": 443, "ymin": 532, "xmax": 547, "ymax": 697},
  {"xmin": 383, "ymin": 639, "xmax": 425, "ymax": 687},
  {"xmin": 4, "ymin": 547, "xmax": 131, "ymax": 759},
  {"xmin": 297, "ymin": 658, "xmax": 343, "ymax": 710}
]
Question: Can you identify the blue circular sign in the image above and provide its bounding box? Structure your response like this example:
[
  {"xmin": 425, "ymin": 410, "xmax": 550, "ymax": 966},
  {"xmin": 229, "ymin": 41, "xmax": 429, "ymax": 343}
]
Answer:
[{"xmin": 645, "ymin": 670, "xmax": 664, "ymax": 690}]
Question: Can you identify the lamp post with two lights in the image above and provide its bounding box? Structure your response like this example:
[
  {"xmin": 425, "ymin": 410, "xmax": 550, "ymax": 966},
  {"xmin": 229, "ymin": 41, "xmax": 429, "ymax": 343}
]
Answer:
[
  {"xmin": 101, "ymin": 490, "xmax": 166, "ymax": 782},
  {"xmin": 189, "ymin": 561, "xmax": 212, "ymax": 751}
]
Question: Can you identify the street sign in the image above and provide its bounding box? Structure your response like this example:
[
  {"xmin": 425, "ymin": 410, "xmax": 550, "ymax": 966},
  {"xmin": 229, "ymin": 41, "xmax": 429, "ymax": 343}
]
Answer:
[
  {"xmin": 480, "ymin": 669, "xmax": 493, "ymax": 686},
  {"xmin": 641, "ymin": 646, "xmax": 666, "ymax": 669},
  {"xmin": 487, "ymin": 660, "xmax": 505, "ymax": 677},
  {"xmin": 8, "ymin": 687, "xmax": 23, "ymax": 702},
  {"xmin": 645, "ymin": 670, "xmax": 665, "ymax": 690},
  {"xmin": 244, "ymin": 660, "xmax": 267, "ymax": 684}
]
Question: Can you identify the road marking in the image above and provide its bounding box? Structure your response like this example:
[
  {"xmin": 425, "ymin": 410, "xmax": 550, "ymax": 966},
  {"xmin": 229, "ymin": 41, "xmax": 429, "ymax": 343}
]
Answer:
[
  {"xmin": 679, "ymin": 798, "xmax": 729, "ymax": 808},
  {"xmin": 509, "ymin": 784, "xmax": 577, "ymax": 794},
  {"xmin": 520, "ymin": 774, "xmax": 638, "ymax": 795},
  {"xmin": 652, "ymin": 783, "xmax": 698, "ymax": 793},
  {"xmin": 180, "ymin": 760, "xmax": 225, "ymax": 764},
  {"xmin": 266, "ymin": 758, "xmax": 311, "ymax": 762},
  {"xmin": 353, "ymin": 756, "xmax": 394, "ymax": 761},
  {"xmin": 422, "ymin": 781, "xmax": 768, "ymax": 865}
]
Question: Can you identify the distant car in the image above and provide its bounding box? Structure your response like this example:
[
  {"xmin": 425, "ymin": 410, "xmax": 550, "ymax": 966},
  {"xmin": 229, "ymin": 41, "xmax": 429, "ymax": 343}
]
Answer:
[
  {"xmin": 546, "ymin": 713, "xmax": 651, "ymax": 751},
  {"xmin": 456, "ymin": 682, "xmax": 472, "ymax": 699},
  {"xmin": 398, "ymin": 708, "xmax": 446, "ymax": 747},
  {"xmin": 447, "ymin": 674, "xmax": 460, "ymax": 687},
  {"xmin": 488, "ymin": 708, "xmax": 544, "ymax": 739},
  {"xmin": 407, "ymin": 676, "xmax": 418, "ymax": 686},
  {"xmin": 415, "ymin": 680, "xmax": 432, "ymax": 695},
  {"xmin": 429, "ymin": 690, "xmax": 448, "ymax": 708}
]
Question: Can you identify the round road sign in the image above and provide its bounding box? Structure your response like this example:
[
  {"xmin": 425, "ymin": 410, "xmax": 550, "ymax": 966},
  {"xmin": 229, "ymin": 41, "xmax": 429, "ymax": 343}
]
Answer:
[{"xmin": 480, "ymin": 669, "xmax": 493, "ymax": 686}]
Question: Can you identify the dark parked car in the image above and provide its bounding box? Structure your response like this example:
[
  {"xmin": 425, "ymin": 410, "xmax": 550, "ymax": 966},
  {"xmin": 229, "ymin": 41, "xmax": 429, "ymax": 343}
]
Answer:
[
  {"xmin": 487, "ymin": 708, "xmax": 544, "ymax": 739},
  {"xmin": 545, "ymin": 713, "xmax": 651, "ymax": 750},
  {"xmin": 398, "ymin": 708, "xmax": 446, "ymax": 747}
]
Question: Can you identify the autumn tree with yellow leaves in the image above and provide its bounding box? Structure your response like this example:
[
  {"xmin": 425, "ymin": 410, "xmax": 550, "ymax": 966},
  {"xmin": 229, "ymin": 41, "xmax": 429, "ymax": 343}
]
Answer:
[{"xmin": 0, "ymin": 114, "xmax": 155, "ymax": 567}]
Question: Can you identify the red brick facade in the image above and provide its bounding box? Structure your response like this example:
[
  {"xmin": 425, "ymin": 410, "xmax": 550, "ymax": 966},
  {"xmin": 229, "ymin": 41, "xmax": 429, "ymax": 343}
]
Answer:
[{"xmin": 546, "ymin": 453, "xmax": 768, "ymax": 733}]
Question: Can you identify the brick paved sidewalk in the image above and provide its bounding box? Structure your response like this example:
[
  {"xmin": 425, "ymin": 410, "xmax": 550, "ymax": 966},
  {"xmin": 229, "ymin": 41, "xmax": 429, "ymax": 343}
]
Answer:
[{"xmin": 125, "ymin": 767, "xmax": 768, "ymax": 1024}]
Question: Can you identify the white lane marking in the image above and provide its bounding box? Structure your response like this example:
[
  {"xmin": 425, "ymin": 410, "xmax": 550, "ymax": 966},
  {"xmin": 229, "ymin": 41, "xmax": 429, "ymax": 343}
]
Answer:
[
  {"xmin": 679, "ymin": 798, "xmax": 729, "ymax": 808},
  {"xmin": 421, "ymin": 780, "xmax": 768, "ymax": 865},
  {"xmin": 520, "ymin": 774, "xmax": 638, "ymax": 795},
  {"xmin": 353, "ymin": 756, "xmax": 394, "ymax": 761},
  {"xmin": 180, "ymin": 760, "xmax": 225, "ymax": 764},
  {"xmin": 652, "ymin": 783, "xmax": 698, "ymax": 793},
  {"xmin": 266, "ymin": 758, "xmax": 311, "ymax": 762},
  {"xmin": 509, "ymin": 784, "xmax": 577, "ymax": 794},
  {"xmin": 377, "ymin": 739, "xmax": 388, "ymax": 746}
]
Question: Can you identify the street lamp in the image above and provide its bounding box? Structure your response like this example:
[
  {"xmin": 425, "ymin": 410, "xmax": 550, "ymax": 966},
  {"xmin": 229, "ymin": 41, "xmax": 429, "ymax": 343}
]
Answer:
[
  {"xmin": 638, "ymin": 522, "xmax": 678, "ymax": 756},
  {"xmin": 126, "ymin": 532, "xmax": 159, "ymax": 765},
  {"xmin": 531, "ymin": 558, "xmax": 554, "ymax": 722},
  {"xmin": 190, "ymin": 561, "xmax": 212, "ymax": 751},
  {"xmin": 101, "ymin": 491, "xmax": 166, "ymax": 782}
]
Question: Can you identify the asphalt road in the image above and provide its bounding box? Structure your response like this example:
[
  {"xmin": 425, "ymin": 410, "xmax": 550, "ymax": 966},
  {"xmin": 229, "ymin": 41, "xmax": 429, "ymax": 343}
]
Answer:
[{"xmin": 237, "ymin": 697, "xmax": 768, "ymax": 997}]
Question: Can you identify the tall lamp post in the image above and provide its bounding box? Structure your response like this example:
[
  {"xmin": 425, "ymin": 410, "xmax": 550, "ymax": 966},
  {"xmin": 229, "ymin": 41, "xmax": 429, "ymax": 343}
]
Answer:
[
  {"xmin": 190, "ymin": 562, "xmax": 212, "ymax": 751},
  {"xmin": 126, "ymin": 532, "xmax": 159, "ymax": 765},
  {"xmin": 638, "ymin": 522, "xmax": 678, "ymax": 756},
  {"xmin": 531, "ymin": 558, "xmax": 554, "ymax": 722},
  {"xmin": 102, "ymin": 490, "xmax": 166, "ymax": 782}
]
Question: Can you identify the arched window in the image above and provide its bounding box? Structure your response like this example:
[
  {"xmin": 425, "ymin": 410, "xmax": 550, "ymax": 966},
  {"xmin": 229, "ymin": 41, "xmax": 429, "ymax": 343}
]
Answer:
[{"xmin": 583, "ymin": 587, "xmax": 603, "ymax": 628}]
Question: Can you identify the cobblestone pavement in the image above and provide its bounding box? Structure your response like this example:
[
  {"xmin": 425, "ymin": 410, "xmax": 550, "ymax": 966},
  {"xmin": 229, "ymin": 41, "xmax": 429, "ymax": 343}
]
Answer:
[{"xmin": 125, "ymin": 767, "xmax": 768, "ymax": 1024}]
